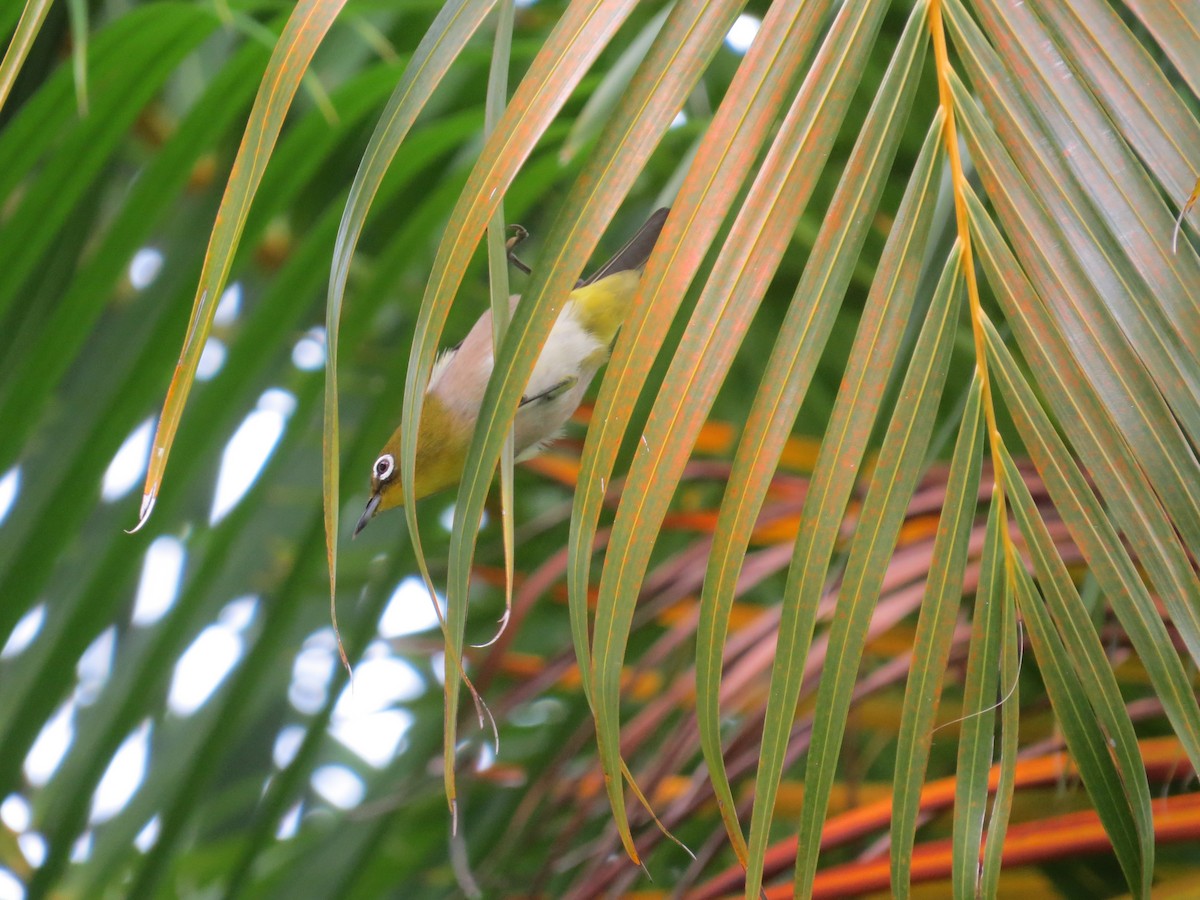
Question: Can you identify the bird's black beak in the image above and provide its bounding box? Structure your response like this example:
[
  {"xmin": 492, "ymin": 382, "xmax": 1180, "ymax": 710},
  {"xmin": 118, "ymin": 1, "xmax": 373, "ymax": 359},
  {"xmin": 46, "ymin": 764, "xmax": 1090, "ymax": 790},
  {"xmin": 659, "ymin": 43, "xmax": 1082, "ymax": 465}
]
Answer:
[{"xmin": 353, "ymin": 492, "xmax": 381, "ymax": 538}]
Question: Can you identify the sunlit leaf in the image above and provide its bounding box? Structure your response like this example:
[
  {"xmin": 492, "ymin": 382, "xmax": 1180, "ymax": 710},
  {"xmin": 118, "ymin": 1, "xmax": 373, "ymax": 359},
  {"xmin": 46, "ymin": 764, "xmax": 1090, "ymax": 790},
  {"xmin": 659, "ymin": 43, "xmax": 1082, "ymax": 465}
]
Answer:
[
  {"xmin": 950, "ymin": 496, "xmax": 1007, "ymax": 898},
  {"xmin": 892, "ymin": 375, "xmax": 982, "ymax": 894},
  {"xmin": 748, "ymin": 104, "xmax": 945, "ymax": 899},
  {"xmin": 139, "ymin": 0, "xmax": 348, "ymax": 530},
  {"xmin": 1004, "ymin": 507, "xmax": 1148, "ymax": 895},
  {"xmin": 0, "ymin": 0, "xmax": 53, "ymax": 114},
  {"xmin": 443, "ymin": 0, "xmax": 745, "ymax": 857},
  {"xmin": 692, "ymin": 0, "xmax": 927, "ymax": 865},
  {"xmin": 792, "ymin": 243, "xmax": 962, "ymax": 897}
]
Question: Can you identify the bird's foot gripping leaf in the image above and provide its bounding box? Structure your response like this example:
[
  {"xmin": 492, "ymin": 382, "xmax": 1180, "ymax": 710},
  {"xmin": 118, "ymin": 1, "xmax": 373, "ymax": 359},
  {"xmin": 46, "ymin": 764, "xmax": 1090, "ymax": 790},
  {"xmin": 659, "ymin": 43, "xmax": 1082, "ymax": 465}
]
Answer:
[{"xmin": 520, "ymin": 375, "xmax": 578, "ymax": 407}]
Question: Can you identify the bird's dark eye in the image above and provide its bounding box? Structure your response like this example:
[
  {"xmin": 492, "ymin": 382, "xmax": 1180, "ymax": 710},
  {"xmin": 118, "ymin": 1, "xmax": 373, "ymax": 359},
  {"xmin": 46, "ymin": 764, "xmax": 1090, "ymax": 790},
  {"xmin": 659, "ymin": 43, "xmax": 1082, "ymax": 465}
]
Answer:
[{"xmin": 374, "ymin": 454, "xmax": 394, "ymax": 481}]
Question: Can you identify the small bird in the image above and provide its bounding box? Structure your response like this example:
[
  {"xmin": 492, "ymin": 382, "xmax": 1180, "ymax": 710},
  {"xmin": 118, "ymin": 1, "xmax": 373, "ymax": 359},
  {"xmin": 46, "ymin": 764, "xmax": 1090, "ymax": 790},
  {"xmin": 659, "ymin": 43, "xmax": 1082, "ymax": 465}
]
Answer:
[{"xmin": 354, "ymin": 208, "xmax": 669, "ymax": 536}]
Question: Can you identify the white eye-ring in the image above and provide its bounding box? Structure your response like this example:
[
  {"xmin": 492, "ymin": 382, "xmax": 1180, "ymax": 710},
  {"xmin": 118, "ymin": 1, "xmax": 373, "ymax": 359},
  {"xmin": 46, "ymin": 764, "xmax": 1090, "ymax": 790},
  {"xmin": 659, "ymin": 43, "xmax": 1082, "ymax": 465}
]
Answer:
[{"xmin": 373, "ymin": 454, "xmax": 395, "ymax": 481}]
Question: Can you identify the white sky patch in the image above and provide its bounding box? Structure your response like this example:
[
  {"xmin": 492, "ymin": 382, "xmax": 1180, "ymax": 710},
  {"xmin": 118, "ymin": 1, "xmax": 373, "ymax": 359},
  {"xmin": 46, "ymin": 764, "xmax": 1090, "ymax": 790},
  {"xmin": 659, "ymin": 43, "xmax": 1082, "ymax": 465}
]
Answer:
[
  {"xmin": 0, "ymin": 868, "xmax": 21, "ymax": 900},
  {"xmin": 333, "ymin": 650, "xmax": 423, "ymax": 715},
  {"xmin": 0, "ymin": 467, "xmax": 20, "ymax": 526},
  {"xmin": 0, "ymin": 795, "xmax": 31, "ymax": 833},
  {"xmin": 129, "ymin": 248, "xmax": 163, "ymax": 291},
  {"xmin": 213, "ymin": 283, "xmax": 242, "ymax": 326},
  {"xmin": 276, "ymin": 801, "xmax": 302, "ymax": 840},
  {"xmin": 210, "ymin": 389, "xmax": 294, "ymax": 524},
  {"xmin": 330, "ymin": 710, "xmax": 412, "ymax": 769},
  {"xmin": 725, "ymin": 13, "xmax": 761, "ymax": 53},
  {"xmin": 164, "ymin": 599, "xmax": 259, "ymax": 717},
  {"xmin": 310, "ymin": 765, "xmax": 364, "ymax": 810},
  {"xmin": 378, "ymin": 577, "xmax": 442, "ymax": 638},
  {"xmin": 291, "ymin": 327, "xmax": 325, "ymax": 371},
  {"xmin": 101, "ymin": 418, "xmax": 154, "ymax": 502},
  {"xmin": 671, "ymin": 110, "xmax": 688, "ymax": 129},
  {"xmin": 220, "ymin": 595, "xmax": 258, "ymax": 631},
  {"xmin": 260, "ymin": 388, "xmax": 296, "ymax": 417},
  {"xmin": 132, "ymin": 536, "xmax": 186, "ymax": 626},
  {"xmin": 90, "ymin": 721, "xmax": 152, "ymax": 824},
  {"xmin": 24, "ymin": 700, "xmax": 75, "ymax": 786},
  {"xmin": 196, "ymin": 337, "xmax": 226, "ymax": 381},
  {"xmin": 509, "ymin": 697, "xmax": 567, "ymax": 728},
  {"xmin": 134, "ymin": 815, "xmax": 160, "ymax": 853},
  {"xmin": 329, "ymin": 649, "xmax": 421, "ymax": 767},
  {"xmin": 439, "ymin": 504, "xmax": 488, "ymax": 534},
  {"xmin": 273, "ymin": 725, "xmax": 306, "ymax": 769},
  {"xmin": 2, "ymin": 603, "xmax": 44, "ymax": 659},
  {"xmin": 76, "ymin": 627, "xmax": 116, "ymax": 706},
  {"xmin": 474, "ymin": 740, "xmax": 496, "ymax": 773},
  {"xmin": 288, "ymin": 630, "xmax": 337, "ymax": 715},
  {"xmin": 70, "ymin": 831, "xmax": 92, "ymax": 863},
  {"xmin": 17, "ymin": 833, "xmax": 45, "ymax": 868},
  {"xmin": 167, "ymin": 624, "xmax": 243, "ymax": 716}
]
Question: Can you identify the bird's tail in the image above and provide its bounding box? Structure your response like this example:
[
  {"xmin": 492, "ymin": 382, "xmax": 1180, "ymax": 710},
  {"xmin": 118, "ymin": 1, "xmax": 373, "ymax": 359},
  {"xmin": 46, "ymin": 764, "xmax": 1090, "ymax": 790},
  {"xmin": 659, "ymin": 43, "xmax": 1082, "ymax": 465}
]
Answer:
[{"xmin": 581, "ymin": 207, "xmax": 670, "ymax": 286}]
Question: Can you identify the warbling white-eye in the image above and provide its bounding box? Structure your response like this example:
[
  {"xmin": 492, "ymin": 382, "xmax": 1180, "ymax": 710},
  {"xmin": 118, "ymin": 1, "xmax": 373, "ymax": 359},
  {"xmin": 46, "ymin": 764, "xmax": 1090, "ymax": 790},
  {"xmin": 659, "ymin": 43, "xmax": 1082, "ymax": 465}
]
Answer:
[{"xmin": 354, "ymin": 207, "xmax": 669, "ymax": 536}]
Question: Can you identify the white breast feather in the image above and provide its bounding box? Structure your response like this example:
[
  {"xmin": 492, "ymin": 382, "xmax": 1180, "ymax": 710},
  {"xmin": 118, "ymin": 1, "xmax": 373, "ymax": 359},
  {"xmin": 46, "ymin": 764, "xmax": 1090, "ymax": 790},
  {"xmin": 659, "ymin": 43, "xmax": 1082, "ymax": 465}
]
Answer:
[
  {"xmin": 424, "ymin": 301, "xmax": 609, "ymax": 458},
  {"xmin": 513, "ymin": 303, "xmax": 608, "ymax": 457},
  {"xmin": 527, "ymin": 303, "xmax": 606, "ymax": 397}
]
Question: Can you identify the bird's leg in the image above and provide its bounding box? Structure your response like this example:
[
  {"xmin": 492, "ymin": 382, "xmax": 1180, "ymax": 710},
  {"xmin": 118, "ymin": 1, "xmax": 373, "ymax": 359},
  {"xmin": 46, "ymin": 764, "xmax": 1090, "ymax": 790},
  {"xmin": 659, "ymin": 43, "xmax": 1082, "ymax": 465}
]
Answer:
[
  {"xmin": 520, "ymin": 375, "xmax": 578, "ymax": 407},
  {"xmin": 505, "ymin": 223, "xmax": 584, "ymax": 287},
  {"xmin": 506, "ymin": 224, "xmax": 532, "ymax": 275}
]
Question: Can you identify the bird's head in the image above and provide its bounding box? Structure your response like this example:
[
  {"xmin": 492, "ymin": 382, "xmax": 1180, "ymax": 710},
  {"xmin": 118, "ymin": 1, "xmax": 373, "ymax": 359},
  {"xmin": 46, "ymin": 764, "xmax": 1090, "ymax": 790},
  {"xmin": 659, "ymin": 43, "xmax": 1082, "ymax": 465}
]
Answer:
[{"xmin": 353, "ymin": 395, "xmax": 469, "ymax": 537}]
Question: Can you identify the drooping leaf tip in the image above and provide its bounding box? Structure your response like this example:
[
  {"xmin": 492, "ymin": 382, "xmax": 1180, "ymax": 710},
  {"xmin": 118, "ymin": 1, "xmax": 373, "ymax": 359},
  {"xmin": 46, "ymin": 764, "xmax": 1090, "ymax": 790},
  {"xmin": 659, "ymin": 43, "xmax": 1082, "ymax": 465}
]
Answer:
[
  {"xmin": 126, "ymin": 492, "xmax": 157, "ymax": 534},
  {"xmin": 469, "ymin": 607, "xmax": 511, "ymax": 648}
]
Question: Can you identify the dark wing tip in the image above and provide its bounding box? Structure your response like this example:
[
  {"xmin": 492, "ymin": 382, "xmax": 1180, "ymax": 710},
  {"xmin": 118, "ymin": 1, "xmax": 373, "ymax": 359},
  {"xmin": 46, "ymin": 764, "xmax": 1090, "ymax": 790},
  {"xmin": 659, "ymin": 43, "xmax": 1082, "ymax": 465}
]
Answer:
[{"xmin": 582, "ymin": 207, "xmax": 670, "ymax": 286}]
